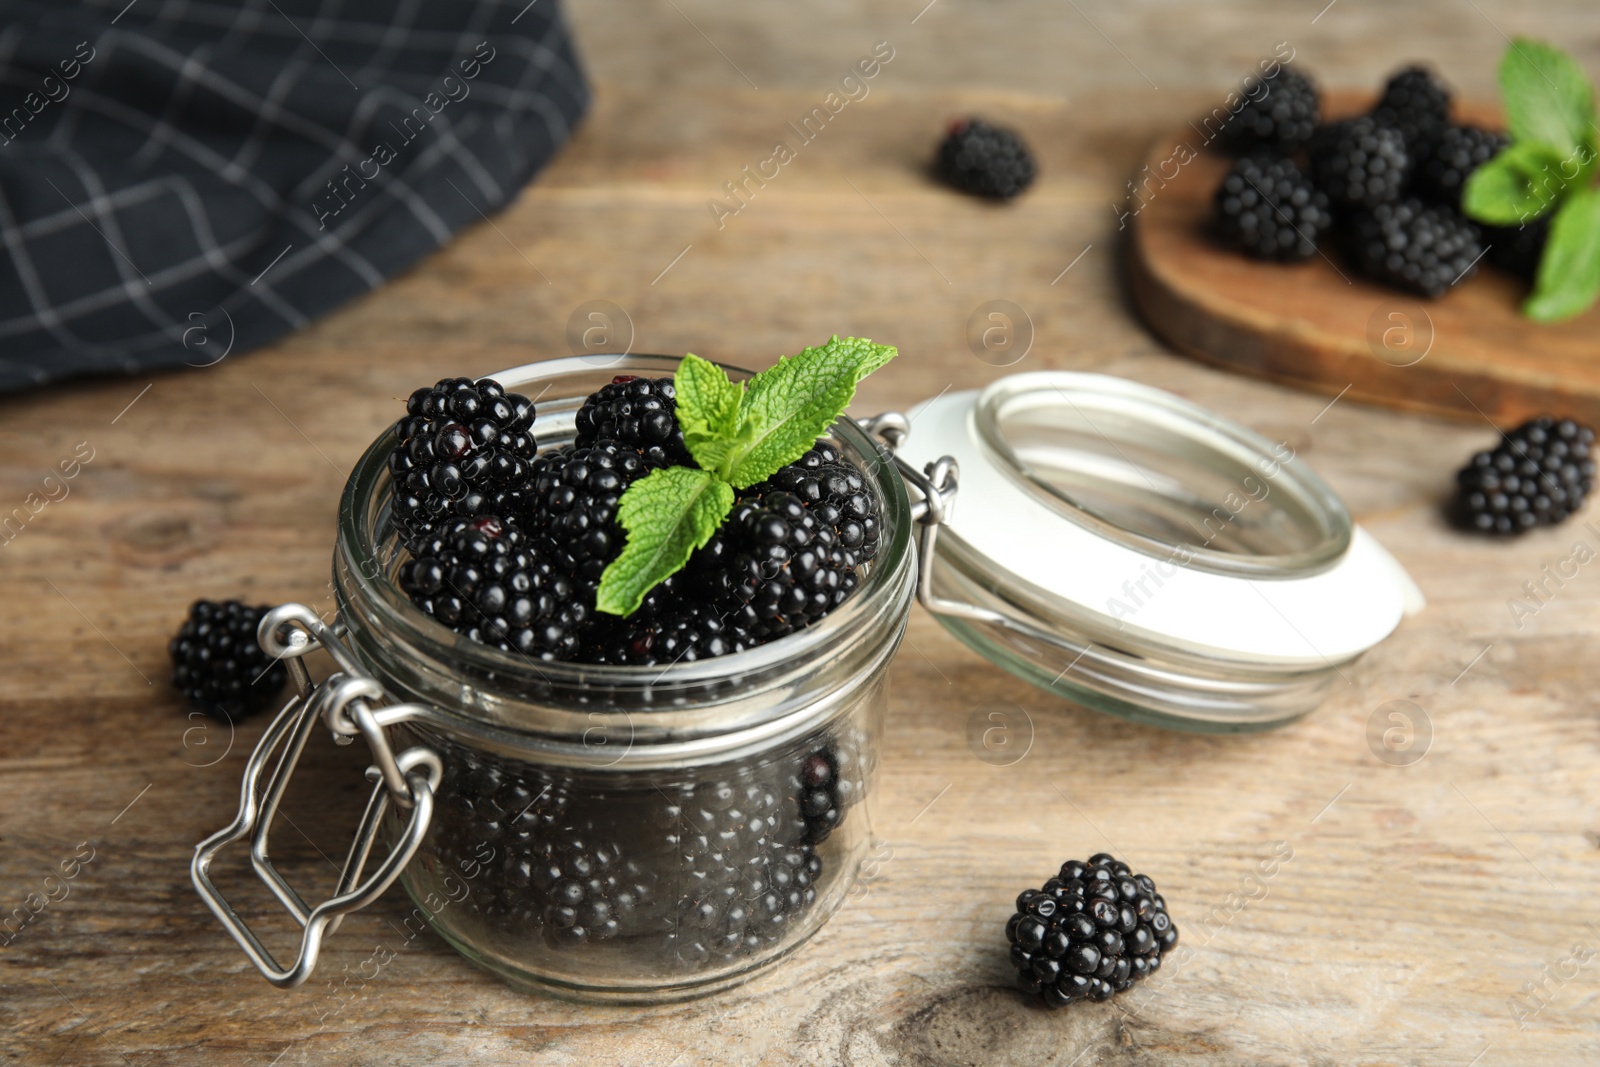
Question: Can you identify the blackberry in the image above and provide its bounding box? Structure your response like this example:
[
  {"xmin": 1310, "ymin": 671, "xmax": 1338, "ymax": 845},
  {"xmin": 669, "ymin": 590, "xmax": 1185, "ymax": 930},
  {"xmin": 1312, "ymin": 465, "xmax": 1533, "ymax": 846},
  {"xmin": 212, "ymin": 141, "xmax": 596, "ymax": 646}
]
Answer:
[
  {"xmin": 574, "ymin": 375, "xmax": 691, "ymax": 467},
  {"xmin": 683, "ymin": 490, "xmax": 862, "ymax": 642},
  {"xmin": 796, "ymin": 727, "xmax": 870, "ymax": 846},
  {"xmin": 520, "ymin": 441, "xmax": 659, "ymax": 600},
  {"xmin": 760, "ymin": 441, "xmax": 882, "ymax": 564},
  {"xmin": 1486, "ymin": 216, "xmax": 1550, "ymax": 280},
  {"xmin": 1007, "ymin": 853, "xmax": 1177, "ymax": 1007},
  {"xmin": 662, "ymin": 771, "xmax": 819, "ymax": 965},
  {"xmin": 389, "ymin": 378, "xmax": 537, "ymax": 553},
  {"xmin": 1308, "ymin": 117, "xmax": 1411, "ymax": 209},
  {"xmin": 585, "ymin": 595, "xmax": 756, "ymax": 667},
  {"xmin": 1214, "ymin": 65, "xmax": 1320, "ymax": 154},
  {"xmin": 1350, "ymin": 198, "xmax": 1483, "ymax": 298},
  {"xmin": 1452, "ymin": 416, "xmax": 1596, "ymax": 535},
  {"xmin": 934, "ymin": 118, "xmax": 1036, "ymax": 200},
  {"xmin": 1416, "ymin": 124, "xmax": 1507, "ymax": 208},
  {"xmin": 422, "ymin": 746, "xmax": 659, "ymax": 947},
  {"xmin": 398, "ymin": 514, "xmax": 585, "ymax": 659},
  {"xmin": 1372, "ymin": 65, "xmax": 1452, "ymax": 161},
  {"xmin": 1212, "ymin": 155, "xmax": 1333, "ymax": 262},
  {"xmin": 168, "ymin": 600, "xmax": 288, "ymax": 721}
]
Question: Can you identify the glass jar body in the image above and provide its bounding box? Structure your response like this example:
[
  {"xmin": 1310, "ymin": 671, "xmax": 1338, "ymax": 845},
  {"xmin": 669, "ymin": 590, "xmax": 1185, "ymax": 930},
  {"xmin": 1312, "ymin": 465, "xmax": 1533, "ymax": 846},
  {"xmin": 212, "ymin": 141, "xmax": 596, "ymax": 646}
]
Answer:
[{"xmin": 333, "ymin": 355, "xmax": 915, "ymax": 1001}]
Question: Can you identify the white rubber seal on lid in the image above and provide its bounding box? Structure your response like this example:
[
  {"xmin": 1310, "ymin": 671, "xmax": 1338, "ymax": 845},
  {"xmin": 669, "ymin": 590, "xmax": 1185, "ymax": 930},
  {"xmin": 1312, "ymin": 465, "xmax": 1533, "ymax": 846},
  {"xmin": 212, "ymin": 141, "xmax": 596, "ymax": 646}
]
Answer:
[{"xmin": 897, "ymin": 373, "xmax": 1422, "ymax": 666}]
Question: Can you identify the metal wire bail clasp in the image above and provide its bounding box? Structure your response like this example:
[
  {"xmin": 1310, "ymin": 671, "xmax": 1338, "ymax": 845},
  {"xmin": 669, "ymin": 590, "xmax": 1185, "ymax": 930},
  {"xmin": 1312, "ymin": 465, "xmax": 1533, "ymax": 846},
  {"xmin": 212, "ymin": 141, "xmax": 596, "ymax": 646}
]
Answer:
[{"xmin": 190, "ymin": 604, "xmax": 443, "ymax": 988}]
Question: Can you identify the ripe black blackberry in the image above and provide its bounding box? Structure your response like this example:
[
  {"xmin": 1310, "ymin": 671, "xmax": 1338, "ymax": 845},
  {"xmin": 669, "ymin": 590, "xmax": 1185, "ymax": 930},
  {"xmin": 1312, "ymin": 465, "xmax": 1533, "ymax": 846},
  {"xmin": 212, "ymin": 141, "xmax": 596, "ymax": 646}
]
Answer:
[
  {"xmin": 520, "ymin": 441, "xmax": 658, "ymax": 599},
  {"xmin": 1350, "ymin": 199, "xmax": 1484, "ymax": 298},
  {"xmin": 1415, "ymin": 124, "xmax": 1508, "ymax": 208},
  {"xmin": 796, "ymin": 727, "xmax": 869, "ymax": 846},
  {"xmin": 1372, "ymin": 65, "xmax": 1452, "ymax": 161},
  {"xmin": 585, "ymin": 595, "xmax": 756, "ymax": 666},
  {"xmin": 1308, "ymin": 116, "xmax": 1411, "ymax": 209},
  {"xmin": 662, "ymin": 771, "xmax": 820, "ymax": 965},
  {"xmin": 399, "ymin": 514, "xmax": 586, "ymax": 659},
  {"xmin": 934, "ymin": 118, "xmax": 1036, "ymax": 200},
  {"xmin": 1213, "ymin": 155, "xmax": 1333, "ymax": 262},
  {"xmin": 389, "ymin": 378, "xmax": 537, "ymax": 553},
  {"xmin": 1214, "ymin": 65, "xmax": 1320, "ymax": 154},
  {"xmin": 1006, "ymin": 853, "xmax": 1177, "ymax": 1008},
  {"xmin": 1486, "ymin": 216, "xmax": 1550, "ymax": 280},
  {"xmin": 683, "ymin": 490, "xmax": 862, "ymax": 642},
  {"xmin": 574, "ymin": 375, "xmax": 691, "ymax": 467},
  {"xmin": 1453, "ymin": 417, "xmax": 1596, "ymax": 535},
  {"xmin": 169, "ymin": 600, "xmax": 288, "ymax": 721},
  {"xmin": 760, "ymin": 441, "xmax": 882, "ymax": 564}
]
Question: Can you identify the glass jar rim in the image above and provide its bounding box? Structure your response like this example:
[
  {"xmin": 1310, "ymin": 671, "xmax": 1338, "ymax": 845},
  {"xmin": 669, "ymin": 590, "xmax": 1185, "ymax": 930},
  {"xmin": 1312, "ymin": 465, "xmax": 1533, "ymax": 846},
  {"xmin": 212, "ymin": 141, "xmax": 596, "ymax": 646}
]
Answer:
[
  {"xmin": 333, "ymin": 354, "xmax": 915, "ymax": 739},
  {"xmin": 972, "ymin": 372, "xmax": 1353, "ymax": 579}
]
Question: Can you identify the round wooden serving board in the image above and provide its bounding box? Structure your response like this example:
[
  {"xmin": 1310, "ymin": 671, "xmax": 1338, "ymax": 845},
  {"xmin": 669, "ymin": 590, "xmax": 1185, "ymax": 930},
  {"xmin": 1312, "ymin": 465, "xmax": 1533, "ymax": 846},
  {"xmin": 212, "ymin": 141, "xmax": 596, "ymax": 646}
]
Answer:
[{"xmin": 1129, "ymin": 92, "xmax": 1600, "ymax": 427}]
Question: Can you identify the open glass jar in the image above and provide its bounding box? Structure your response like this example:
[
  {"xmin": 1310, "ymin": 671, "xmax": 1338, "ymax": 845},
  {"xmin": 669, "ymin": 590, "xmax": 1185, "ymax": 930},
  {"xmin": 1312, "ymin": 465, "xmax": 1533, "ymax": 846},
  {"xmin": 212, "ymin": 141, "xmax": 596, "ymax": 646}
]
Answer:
[{"xmin": 192, "ymin": 358, "xmax": 1418, "ymax": 1001}]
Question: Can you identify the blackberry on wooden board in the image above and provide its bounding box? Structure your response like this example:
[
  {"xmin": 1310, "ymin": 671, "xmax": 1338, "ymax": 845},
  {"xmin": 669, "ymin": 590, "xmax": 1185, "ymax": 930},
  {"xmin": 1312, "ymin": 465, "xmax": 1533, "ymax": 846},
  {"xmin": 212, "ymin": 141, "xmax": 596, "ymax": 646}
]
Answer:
[
  {"xmin": 1308, "ymin": 116, "xmax": 1411, "ymax": 210},
  {"xmin": 388, "ymin": 377, "xmax": 537, "ymax": 554},
  {"xmin": 169, "ymin": 599, "xmax": 287, "ymax": 721},
  {"xmin": 1214, "ymin": 65, "xmax": 1320, "ymax": 155},
  {"xmin": 934, "ymin": 118, "xmax": 1037, "ymax": 200},
  {"xmin": 1007, "ymin": 853, "xmax": 1177, "ymax": 1007},
  {"xmin": 1415, "ymin": 124, "xmax": 1507, "ymax": 208},
  {"xmin": 1213, "ymin": 154, "xmax": 1333, "ymax": 262},
  {"xmin": 1453, "ymin": 417, "xmax": 1596, "ymax": 535},
  {"xmin": 1372, "ymin": 64, "xmax": 1452, "ymax": 161},
  {"xmin": 1350, "ymin": 198, "xmax": 1484, "ymax": 298}
]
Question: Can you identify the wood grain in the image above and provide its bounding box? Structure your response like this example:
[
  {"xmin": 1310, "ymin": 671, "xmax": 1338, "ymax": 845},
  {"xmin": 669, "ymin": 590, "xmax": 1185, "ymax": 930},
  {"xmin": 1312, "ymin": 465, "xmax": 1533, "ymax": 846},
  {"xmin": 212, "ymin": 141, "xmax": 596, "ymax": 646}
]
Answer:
[
  {"xmin": 1130, "ymin": 93, "xmax": 1600, "ymax": 427},
  {"xmin": 3, "ymin": 9, "xmax": 1600, "ymax": 1065}
]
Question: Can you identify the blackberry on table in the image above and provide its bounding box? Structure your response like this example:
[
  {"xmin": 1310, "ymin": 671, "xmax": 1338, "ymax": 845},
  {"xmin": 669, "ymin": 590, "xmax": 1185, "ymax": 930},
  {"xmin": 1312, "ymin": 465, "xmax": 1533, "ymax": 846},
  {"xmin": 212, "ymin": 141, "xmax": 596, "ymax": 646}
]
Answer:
[
  {"xmin": 1214, "ymin": 65, "xmax": 1320, "ymax": 154},
  {"xmin": 399, "ymin": 514, "xmax": 585, "ymax": 659},
  {"xmin": 1453, "ymin": 416, "xmax": 1596, "ymax": 535},
  {"xmin": 389, "ymin": 378, "xmax": 538, "ymax": 553},
  {"xmin": 1308, "ymin": 116, "xmax": 1411, "ymax": 209},
  {"xmin": 934, "ymin": 118, "xmax": 1036, "ymax": 200},
  {"xmin": 169, "ymin": 600, "xmax": 288, "ymax": 721},
  {"xmin": 1485, "ymin": 216, "xmax": 1550, "ymax": 280},
  {"xmin": 1350, "ymin": 198, "xmax": 1484, "ymax": 298},
  {"xmin": 1372, "ymin": 65, "xmax": 1452, "ymax": 161},
  {"xmin": 1212, "ymin": 155, "xmax": 1333, "ymax": 262},
  {"xmin": 1007, "ymin": 853, "xmax": 1177, "ymax": 1007},
  {"xmin": 1415, "ymin": 124, "xmax": 1508, "ymax": 208},
  {"xmin": 574, "ymin": 375, "xmax": 691, "ymax": 467}
]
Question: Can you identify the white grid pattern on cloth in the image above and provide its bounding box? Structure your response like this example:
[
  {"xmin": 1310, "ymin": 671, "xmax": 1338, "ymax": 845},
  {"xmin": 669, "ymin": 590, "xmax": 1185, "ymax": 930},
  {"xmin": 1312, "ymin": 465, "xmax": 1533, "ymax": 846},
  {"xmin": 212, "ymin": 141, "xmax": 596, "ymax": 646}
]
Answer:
[{"xmin": 0, "ymin": 0, "xmax": 588, "ymax": 389}]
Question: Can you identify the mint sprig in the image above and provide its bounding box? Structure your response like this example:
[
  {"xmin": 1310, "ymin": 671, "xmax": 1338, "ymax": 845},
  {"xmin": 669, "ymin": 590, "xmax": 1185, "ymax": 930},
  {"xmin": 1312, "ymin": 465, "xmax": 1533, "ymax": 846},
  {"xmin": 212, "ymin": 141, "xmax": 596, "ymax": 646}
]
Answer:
[
  {"xmin": 594, "ymin": 336, "xmax": 898, "ymax": 617},
  {"xmin": 1462, "ymin": 38, "xmax": 1600, "ymax": 323}
]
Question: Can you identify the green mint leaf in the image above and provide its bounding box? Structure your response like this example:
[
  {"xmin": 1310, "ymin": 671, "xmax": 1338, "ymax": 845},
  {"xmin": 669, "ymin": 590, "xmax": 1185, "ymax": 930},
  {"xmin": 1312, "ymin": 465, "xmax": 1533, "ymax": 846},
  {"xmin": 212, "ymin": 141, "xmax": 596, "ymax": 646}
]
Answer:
[
  {"xmin": 1463, "ymin": 141, "xmax": 1570, "ymax": 225},
  {"xmin": 595, "ymin": 466, "xmax": 735, "ymax": 616},
  {"xmin": 722, "ymin": 336, "xmax": 897, "ymax": 489},
  {"xmin": 1500, "ymin": 38, "xmax": 1597, "ymax": 159},
  {"xmin": 674, "ymin": 353, "xmax": 746, "ymax": 474},
  {"xmin": 1524, "ymin": 187, "xmax": 1600, "ymax": 323}
]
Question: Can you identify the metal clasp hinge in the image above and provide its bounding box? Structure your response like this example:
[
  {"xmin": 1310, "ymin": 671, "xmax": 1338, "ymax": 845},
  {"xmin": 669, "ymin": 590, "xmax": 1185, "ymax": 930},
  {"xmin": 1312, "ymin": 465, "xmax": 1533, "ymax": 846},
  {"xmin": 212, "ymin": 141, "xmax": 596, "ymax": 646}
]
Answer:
[{"xmin": 190, "ymin": 605, "xmax": 443, "ymax": 988}]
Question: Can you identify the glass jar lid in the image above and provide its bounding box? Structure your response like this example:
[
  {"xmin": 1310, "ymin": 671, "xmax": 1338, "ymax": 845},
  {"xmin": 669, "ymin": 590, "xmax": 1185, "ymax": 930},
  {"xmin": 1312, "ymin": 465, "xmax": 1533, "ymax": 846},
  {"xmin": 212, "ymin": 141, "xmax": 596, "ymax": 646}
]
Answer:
[{"xmin": 890, "ymin": 372, "xmax": 1421, "ymax": 729}]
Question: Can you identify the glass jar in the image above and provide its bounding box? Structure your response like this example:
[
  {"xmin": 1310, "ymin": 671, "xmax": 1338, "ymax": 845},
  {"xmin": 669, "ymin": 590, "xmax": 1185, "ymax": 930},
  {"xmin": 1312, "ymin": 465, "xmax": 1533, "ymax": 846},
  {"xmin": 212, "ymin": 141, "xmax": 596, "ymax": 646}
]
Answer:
[{"xmin": 195, "ymin": 355, "xmax": 914, "ymax": 1004}]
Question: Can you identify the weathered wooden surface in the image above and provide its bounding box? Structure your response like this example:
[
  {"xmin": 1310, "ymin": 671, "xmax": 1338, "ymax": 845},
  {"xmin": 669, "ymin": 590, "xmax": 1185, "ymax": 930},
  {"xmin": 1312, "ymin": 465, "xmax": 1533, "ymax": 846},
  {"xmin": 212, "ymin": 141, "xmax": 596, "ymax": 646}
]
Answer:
[
  {"xmin": 1130, "ymin": 93, "xmax": 1600, "ymax": 427},
  {"xmin": 3, "ymin": 4, "xmax": 1600, "ymax": 1064}
]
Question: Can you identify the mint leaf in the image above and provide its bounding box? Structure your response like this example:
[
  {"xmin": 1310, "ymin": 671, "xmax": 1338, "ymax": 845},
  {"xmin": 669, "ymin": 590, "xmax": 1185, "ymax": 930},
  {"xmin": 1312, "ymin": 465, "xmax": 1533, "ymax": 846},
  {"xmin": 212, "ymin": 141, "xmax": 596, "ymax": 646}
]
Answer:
[
  {"xmin": 1500, "ymin": 38, "xmax": 1597, "ymax": 159},
  {"xmin": 1463, "ymin": 141, "xmax": 1570, "ymax": 225},
  {"xmin": 722, "ymin": 336, "xmax": 897, "ymax": 488},
  {"xmin": 1525, "ymin": 187, "xmax": 1600, "ymax": 323},
  {"xmin": 595, "ymin": 466, "xmax": 735, "ymax": 616},
  {"xmin": 675, "ymin": 353, "xmax": 746, "ymax": 473}
]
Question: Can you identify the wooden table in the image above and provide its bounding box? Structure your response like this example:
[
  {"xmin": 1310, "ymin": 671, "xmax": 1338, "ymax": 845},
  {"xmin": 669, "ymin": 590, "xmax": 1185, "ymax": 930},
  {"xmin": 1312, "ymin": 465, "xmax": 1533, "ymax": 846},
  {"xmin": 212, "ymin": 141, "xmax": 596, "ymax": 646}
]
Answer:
[{"xmin": 4, "ymin": 4, "xmax": 1598, "ymax": 1064}]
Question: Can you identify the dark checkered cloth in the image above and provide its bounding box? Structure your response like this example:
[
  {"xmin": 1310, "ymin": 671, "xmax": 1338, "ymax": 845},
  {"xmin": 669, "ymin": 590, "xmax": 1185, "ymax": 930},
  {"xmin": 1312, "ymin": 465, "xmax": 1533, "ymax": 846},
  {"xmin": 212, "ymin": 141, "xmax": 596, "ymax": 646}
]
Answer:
[{"xmin": 0, "ymin": 0, "xmax": 587, "ymax": 391}]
